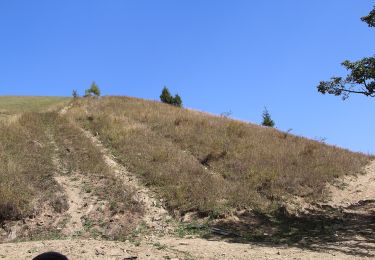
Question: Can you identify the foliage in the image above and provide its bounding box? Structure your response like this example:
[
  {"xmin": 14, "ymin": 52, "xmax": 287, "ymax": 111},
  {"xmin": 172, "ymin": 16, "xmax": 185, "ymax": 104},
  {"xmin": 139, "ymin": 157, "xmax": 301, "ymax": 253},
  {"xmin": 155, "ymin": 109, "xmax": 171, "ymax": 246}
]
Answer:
[
  {"xmin": 361, "ymin": 6, "xmax": 375, "ymax": 27},
  {"xmin": 84, "ymin": 82, "xmax": 101, "ymax": 97},
  {"xmin": 160, "ymin": 87, "xmax": 182, "ymax": 107},
  {"xmin": 317, "ymin": 7, "xmax": 375, "ymax": 99},
  {"xmin": 261, "ymin": 107, "xmax": 275, "ymax": 127},
  {"xmin": 72, "ymin": 90, "xmax": 79, "ymax": 98},
  {"xmin": 173, "ymin": 94, "xmax": 182, "ymax": 107},
  {"xmin": 160, "ymin": 87, "xmax": 173, "ymax": 104}
]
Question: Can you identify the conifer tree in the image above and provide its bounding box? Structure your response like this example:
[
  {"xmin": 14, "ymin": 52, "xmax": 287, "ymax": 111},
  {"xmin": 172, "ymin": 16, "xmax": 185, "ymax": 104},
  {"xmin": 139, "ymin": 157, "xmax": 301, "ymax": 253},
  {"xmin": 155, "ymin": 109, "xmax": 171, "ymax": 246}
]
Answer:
[
  {"xmin": 261, "ymin": 107, "xmax": 275, "ymax": 127},
  {"xmin": 160, "ymin": 87, "xmax": 173, "ymax": 104},
  {"xmin": 84, "ymin": 82, "xmax": 101, "ymax": 97},
  {"xmin": 173, "ymin": 94, "xmax": 182, "ymax": 107}
]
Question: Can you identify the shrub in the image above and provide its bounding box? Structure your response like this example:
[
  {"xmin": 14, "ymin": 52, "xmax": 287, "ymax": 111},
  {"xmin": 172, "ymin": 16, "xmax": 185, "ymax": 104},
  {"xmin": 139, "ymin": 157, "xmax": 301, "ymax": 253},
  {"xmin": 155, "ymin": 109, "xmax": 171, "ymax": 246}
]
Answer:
[
  {"xmin": 261, "ymin": 107, "xmax": 275, "ymax": 127},
  {"xmin": 84, "ymin": 82, "xmax": 101, "ymax": 97},
  {"xmin": 72, "ymin": 90, "xmax": 79, "ymax": 98},
  {"xmin": 160, "ymin": 87, "xmax": 173, "ymax": 104},
  {"xmin": 173, "ymin": 94, "xmax": 182, "ymax": 107},
  {"xmin": 160, "ymin": 87, "xmax": 182, "ymax": 107}
]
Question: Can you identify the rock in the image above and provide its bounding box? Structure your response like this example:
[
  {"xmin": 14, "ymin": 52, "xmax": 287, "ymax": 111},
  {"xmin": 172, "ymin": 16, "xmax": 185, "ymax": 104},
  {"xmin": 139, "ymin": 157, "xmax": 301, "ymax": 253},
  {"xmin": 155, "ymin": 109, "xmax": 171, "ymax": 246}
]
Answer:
[{"xmin": 95, "ymin": 248, "xmax": 105, "ymax": 256}]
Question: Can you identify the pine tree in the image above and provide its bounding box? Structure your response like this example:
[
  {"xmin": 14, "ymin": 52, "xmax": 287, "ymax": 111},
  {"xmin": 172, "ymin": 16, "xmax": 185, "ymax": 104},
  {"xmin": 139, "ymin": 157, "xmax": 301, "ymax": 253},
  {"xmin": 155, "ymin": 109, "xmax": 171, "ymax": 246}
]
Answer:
[
  {"xmin": 84, "ymin": 82, "xmax": 101, "ymax": 97},
  {"xmin": 72, "ymin": 89, "xmax": 79, "ymax": 98},
  {"xmin": 160, "ymin": 87, "xmax": 173, "ymax": 104},
  {"xmin": 261, "ymin": 107, "xmax": 275, "ymax": 127},
  {"xmin": 173, "ymin": 94, "xmax": 182, "ymax": 107}
]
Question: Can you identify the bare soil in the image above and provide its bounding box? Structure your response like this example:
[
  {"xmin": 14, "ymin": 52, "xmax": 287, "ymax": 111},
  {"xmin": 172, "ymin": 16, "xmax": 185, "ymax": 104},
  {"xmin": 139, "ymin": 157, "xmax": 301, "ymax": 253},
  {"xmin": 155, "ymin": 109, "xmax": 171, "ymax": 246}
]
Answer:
[
  {"xmin": 0, "ymin": 237, "xmax": 369, "ymax": 259},
  {"xmin": 326, "ymin": 160, "xmax": 375, "ymax": 207}
]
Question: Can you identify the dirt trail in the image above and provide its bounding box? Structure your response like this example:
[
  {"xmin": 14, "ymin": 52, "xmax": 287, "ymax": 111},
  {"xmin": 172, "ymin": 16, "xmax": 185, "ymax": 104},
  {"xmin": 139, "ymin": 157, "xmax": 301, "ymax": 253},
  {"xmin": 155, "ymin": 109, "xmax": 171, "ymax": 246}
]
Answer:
[
  {"xmin": 48, "ymin": 132, "xmax": 85, "ymax": 237},
  {"xmin": 80, "ymin": 128, "xmax": 173, "ymax": 236},
  {"xmin": 54, "ymin": 176, "xmax": 84, "ymax": 236}
]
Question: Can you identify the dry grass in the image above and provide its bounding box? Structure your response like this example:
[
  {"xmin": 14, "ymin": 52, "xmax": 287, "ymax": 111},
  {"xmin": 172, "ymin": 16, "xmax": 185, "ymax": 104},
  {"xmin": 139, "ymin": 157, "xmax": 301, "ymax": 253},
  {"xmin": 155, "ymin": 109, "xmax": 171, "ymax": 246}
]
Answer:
[
  {"xmin": 67, "ymin": 96, "xmax": 373, "ymax": 215},
  {"xmin": 0, "ymin": 113, "xmax": 63, "ymax": 223},
  {"xmin": 48, "ymin": 112, "xmax": 143, "ymax": 238},
  {"xmin": 51, "ymin": 113, "xmax": 142, "ymax": 215},
  {"xmin": 0, "ymin": 96, "xmax": 70, "ymax": 115},
  {"xmin": 0, "ymin": 108, "xmax": 142, "ymax": 239}
]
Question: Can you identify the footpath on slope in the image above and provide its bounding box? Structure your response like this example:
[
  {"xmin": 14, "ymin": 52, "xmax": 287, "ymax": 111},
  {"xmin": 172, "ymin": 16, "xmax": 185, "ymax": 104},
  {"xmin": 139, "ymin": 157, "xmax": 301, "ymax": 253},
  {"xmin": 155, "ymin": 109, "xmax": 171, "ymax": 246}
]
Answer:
[
  {"xmin": 48, "ymin": 133, "xmax": 85, "ymax": 237},
  {"xmin": 80, "ymin": 128, "xmax": 173, "ymax": 237}
]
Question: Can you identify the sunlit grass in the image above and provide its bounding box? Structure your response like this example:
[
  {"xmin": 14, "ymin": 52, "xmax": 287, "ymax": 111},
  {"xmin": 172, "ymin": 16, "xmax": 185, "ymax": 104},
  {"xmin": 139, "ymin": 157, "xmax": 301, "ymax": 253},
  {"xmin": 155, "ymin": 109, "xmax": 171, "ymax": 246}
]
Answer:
[
  {"xmin": 0, "ymin": 96, "xmax": 70, "ymax": 114},
  {"xmin": 68, "ymin": 96, "xmax": 373, "ymax": 215}
]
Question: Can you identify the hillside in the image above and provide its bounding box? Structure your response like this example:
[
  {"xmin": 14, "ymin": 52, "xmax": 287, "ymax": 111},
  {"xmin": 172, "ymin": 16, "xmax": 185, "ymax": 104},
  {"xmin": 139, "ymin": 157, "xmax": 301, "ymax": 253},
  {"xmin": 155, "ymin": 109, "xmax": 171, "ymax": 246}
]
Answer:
[
  {"xmin": 0, "ymin": 96, "xmax": 374, "ymax": 259},
  {"xmin": 67, "ymin": 96, "xmax": 371, "ymax": 213}
]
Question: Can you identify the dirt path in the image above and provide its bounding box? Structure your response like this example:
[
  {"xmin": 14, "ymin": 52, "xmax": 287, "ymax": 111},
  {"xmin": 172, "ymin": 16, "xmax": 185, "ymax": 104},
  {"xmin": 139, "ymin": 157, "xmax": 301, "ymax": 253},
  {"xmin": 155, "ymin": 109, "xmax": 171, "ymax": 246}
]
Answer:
[
  {"xmin": 53, "ymin": 176, "xmax": 84, "ymax": 236},
  {"xmin": 80, "ymin": 128, "xmax": 173, "ymax": 236},
  {"xmin": 48, "ymin": 132, "xmax": 86, "ymax": 237}
]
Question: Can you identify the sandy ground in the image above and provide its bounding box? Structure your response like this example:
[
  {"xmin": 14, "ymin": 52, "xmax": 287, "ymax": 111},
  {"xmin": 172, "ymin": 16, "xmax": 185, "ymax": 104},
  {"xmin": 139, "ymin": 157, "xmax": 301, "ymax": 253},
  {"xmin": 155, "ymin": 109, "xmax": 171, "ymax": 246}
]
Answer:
[
  {"xmin": 327, "ymin": 160, "xmax": 375, "ymax": 207},
  {"xmin": 0, "ymin": 237, "xmax": 370, "ymax": 260}
]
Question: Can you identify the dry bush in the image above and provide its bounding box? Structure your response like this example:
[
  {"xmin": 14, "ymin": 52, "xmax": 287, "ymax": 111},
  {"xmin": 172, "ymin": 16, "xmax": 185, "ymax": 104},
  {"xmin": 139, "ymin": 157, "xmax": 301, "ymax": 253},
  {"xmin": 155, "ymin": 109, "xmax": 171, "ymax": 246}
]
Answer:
[{"xmin": 67, "ymin": 96, "xmax": 372, "ymax": 215}]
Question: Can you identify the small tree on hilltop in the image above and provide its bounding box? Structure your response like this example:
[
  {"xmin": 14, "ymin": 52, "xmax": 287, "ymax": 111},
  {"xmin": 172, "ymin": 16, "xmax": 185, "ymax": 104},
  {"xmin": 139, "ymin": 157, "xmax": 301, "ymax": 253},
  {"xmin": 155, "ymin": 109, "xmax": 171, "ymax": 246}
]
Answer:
[
  {"xmin": 160, "ymin": 87, "xmax": 173, "ymax": 104},
  {"xmin": 85, "ymin": 82, "xmax": 101, "ymax": 97},
  {"xmin": 160, "ymin": 87, "xmax": 183, "ymax": 107},
  {"xmin": 261, "ymin": 107, "xmax": 275, "ymax": 127},
  {"xmin": 173, "ymin": 94, "xmax": 182, "ymax": 107},
  {"xmin": 72, "ymin": 89, "xmax": 79, "ymax": 98}
]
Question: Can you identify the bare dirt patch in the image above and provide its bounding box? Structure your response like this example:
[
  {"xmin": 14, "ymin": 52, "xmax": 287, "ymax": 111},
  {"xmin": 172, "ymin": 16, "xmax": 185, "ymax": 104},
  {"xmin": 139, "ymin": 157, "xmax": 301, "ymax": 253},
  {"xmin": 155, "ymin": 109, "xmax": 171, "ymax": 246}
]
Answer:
[
  {"xmin": 53, "ymin": 175, "xmax": 84, "ymax": 236},
  {"xmin": 326, "ymin": 160, "xmax": 375, "ymax": 207},
  {"xmin": 0, "ymin": 236, "xmax": 371, "ymax": 259}
]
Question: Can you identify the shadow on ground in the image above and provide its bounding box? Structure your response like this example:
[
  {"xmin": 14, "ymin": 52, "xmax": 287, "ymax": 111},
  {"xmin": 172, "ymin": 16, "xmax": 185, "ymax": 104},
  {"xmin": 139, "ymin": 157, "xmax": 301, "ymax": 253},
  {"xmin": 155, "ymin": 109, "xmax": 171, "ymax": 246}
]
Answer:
[{"xmin": 201, "ymin": 200, "xmax": 375, "ymax": 257}]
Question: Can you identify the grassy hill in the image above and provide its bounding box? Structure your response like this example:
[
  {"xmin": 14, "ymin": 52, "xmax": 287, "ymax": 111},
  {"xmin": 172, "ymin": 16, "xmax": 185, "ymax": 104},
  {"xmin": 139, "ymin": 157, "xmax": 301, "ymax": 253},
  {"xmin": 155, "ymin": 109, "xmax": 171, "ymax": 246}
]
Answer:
[
  {"xmin": 66, "ymin": 96, "xmax": 372, "ymax": 215},
  {"xmin": 0, "ymin": 95, "xmax": 373, "ymax": 245},
  {"xmin": 0, "ymin": 96, "xmax": 70, "ymax": 114}
]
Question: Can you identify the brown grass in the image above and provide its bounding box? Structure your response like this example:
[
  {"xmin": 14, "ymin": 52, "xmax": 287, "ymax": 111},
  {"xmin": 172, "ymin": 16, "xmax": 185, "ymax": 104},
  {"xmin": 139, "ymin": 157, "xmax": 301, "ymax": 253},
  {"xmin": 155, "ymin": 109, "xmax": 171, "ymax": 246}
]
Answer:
[
  {"xmin": 50, "ymin": 113, "xmax": 142, "ymax": 215},
  {"xmin": 67, "ymin": 96, "xmax": 373, "ymax": 215},
  {"xmin": 0, "ymin": 96, "xmax": 70, "ymax": 114},
  {"xmin": 0, "ymin": 113, "xmax": 63, "ymax": 223},
  {"xmin": 0, "ymin": 109, "xmax": 142, "ymax": 240}
]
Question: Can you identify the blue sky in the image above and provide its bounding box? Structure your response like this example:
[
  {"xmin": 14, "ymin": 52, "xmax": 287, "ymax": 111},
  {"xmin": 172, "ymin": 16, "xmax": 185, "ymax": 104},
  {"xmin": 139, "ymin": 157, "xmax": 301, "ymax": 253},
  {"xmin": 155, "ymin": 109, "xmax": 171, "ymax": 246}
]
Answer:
[{"xmin": 0, "ymin": 1, "xmax": 374, "ymax": 154}]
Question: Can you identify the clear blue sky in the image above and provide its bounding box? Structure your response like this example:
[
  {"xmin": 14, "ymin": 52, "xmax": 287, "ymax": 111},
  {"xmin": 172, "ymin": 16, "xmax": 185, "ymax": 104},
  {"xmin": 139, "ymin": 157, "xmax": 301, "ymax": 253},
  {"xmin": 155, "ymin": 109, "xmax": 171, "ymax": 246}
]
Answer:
[{"xmin": 0, "ymin": 1, "xmax": 374, "ymax": 154}]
